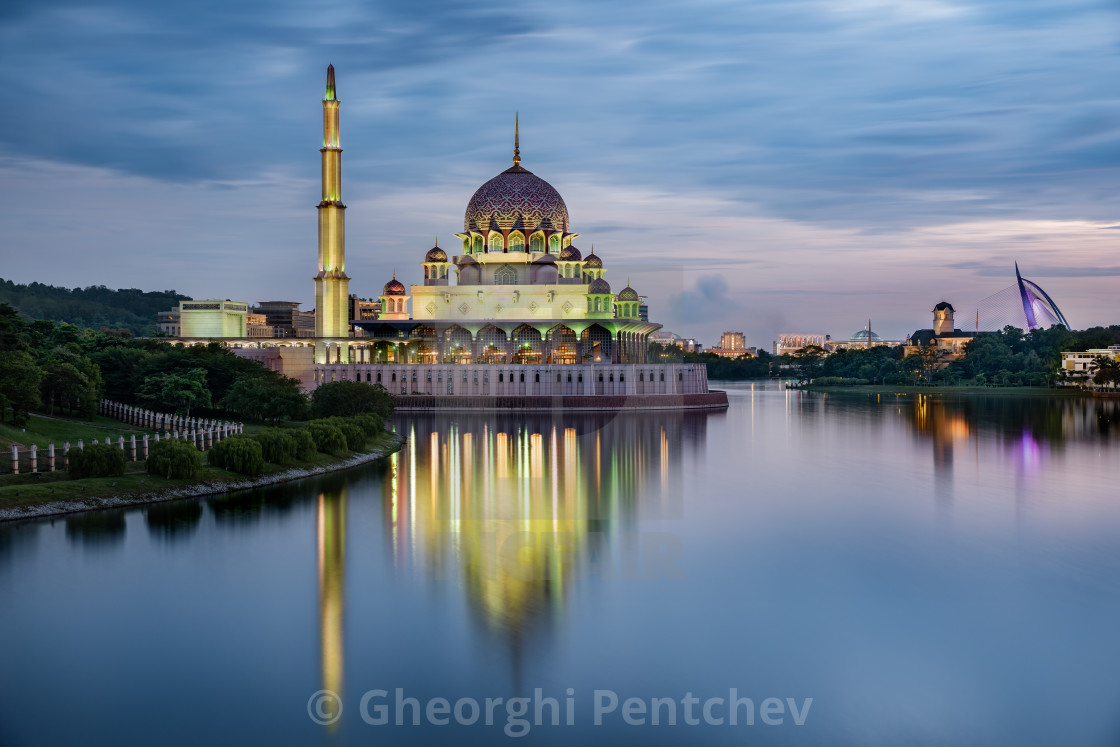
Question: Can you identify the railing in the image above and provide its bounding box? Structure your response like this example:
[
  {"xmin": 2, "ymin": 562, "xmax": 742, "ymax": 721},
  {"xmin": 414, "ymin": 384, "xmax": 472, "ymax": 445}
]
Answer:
[{"xmin": 2, "ymin": 402, "xmax": 244, "ymax": 476}]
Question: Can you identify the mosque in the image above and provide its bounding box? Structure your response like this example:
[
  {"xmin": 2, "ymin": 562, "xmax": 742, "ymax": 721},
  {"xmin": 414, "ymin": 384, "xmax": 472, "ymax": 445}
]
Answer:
[{"xmin": 235, "ymin": 66, "xmax": 725, "ymax": 409}]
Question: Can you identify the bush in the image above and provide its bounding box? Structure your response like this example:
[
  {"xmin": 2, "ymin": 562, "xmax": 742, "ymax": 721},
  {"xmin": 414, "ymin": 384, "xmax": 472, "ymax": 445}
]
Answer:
[
  {"xmin": 346, "ymin": 413, "xmax": 384, "ymax": 437},
  {"xmin": 147, "ymin": 438, "xmax": 202, "ymax": 480},
  {"xmin": 291, "ymin": 429, "xmax": 317, "ymax": 460},
  {"xmin": 311, "ymin": 380, "xmax": 394, "ymax": 419},
  {"xmin": 252, "ymin": 429, "xmax": 298, "ymax": 463},
  {"xmin": 69, "ymin": 442, "xmax": 127, "ymax": 479},
  {"xmin": 208, "ymin": 435, "xmax": 265, "ymax": 477},
  {"xmin": 308, "ymin": 422, "xmax": 347, "ymax": 457},
  {"xmin": 315, "ymin": 417, "xmax": 366, "ymax": 451}
]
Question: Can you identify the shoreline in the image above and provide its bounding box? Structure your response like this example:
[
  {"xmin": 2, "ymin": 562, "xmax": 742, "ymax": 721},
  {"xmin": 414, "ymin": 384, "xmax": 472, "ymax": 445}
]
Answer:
[
  {"xmin": 0, "ymin": 431, "xmax": 406, "ymax": 524},
  {"xmin": 792, "ymin": 384, "xmax": 1088, "ymax": 397}
]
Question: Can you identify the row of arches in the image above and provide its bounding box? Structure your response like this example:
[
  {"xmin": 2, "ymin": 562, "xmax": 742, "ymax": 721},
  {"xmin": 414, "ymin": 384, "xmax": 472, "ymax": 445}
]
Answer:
[
  {"xmin": 464, "ymin": 231, "xmax": 564, "ymax": 255},
  {"xmin": 360, "ymin": 323, "xmax": 637, "ymax": 365}
]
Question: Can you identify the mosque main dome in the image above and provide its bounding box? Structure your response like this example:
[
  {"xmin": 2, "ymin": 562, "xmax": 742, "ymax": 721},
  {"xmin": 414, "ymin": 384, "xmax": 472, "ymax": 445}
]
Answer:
[{"xmin": 464, "ymin": 164, "xmax": 569, "ymax": 234}]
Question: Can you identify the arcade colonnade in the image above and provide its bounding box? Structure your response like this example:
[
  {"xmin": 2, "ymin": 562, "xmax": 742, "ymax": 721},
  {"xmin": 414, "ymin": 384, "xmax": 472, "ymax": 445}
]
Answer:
[{"xmin": 321, "ymin": 321, "xmax": 661, "ymax": 366}]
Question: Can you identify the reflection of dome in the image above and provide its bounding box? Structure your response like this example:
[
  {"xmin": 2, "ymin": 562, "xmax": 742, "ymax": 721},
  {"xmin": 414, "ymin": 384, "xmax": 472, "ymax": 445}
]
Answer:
[
  {"xmin": 559, "ymin": 244, "xmax": 582, "ymax": 261},
  {"xmin": 850, "ymin": 329, "xmax": 882, "ymax": 342},
  {"xmin": 617, "ymin": 286, "xmax": 639, "ymax": 302},
  {"xmin": 425, "ymin": 245, "xmax": 447, "ymax": 262},
  {"xmin": 464, "ymin": 165, "xmax": 569, "ymax": 233},
  {"xmin": 383, "ymin": 278, "xmax": 406, "ymax": 296},
  {"xmin": 588, "ymin": 278, "xmax": 611, "ymax": 294},
  {"xmin": 584, "ymin": 252, "xmax": 602, "ymax": 269}
]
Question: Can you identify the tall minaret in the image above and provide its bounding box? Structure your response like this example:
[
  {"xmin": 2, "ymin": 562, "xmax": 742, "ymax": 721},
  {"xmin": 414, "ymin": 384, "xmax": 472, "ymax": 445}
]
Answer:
[{"xmin": 314, "ymin": 64, "xmax": 350, "ymax": 363}]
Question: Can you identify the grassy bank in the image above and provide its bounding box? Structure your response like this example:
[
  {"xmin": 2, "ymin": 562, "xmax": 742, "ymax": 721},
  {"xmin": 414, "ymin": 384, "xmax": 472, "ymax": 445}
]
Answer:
[
  {"xmin": 0, "ymin": 429, "xmax": 403, "ymax": 518},
  {"xmin": 0, "ymin": 413, "xmax": 159, "ymax": 451},
  {"xmin": 797, "ymin": 384, "xmax": 1088, "ymax": 397}
]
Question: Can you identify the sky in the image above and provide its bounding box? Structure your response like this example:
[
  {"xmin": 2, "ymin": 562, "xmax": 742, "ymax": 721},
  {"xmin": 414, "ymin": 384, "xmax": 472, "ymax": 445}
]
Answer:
[{"xmin": 0, "ymin": 0, "xmax": 1117, "ymax": 347}]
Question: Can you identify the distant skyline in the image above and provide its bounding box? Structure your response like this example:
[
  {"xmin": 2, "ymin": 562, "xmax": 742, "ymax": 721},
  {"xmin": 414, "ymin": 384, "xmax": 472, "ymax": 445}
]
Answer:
[{"xmin": 1, "ymin": 0, "xmax": 1117, "ymax": 346}]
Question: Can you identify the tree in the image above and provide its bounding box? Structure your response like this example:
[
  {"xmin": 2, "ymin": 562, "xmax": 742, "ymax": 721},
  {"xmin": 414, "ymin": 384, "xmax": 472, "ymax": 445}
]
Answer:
[
  {"xmin": 138, "ymin": 368, "xmax": 212, "ymax": 416},
  {"xmin": 311, "ymin": 380, "xmax": 394, "ymax": 419},
  {"xmin": 219, "ymin": 374, "xmax": 309, "ymax": 423},
  {"xmin": 792, "ymin": 345, "xmax": 826, "ymax": 384},
  {"xmin": 1089, "ymin": 356, "xmax": 1120, "ymax": 390},
  {"xmin": 0, "ymin": 302, "xmax": 43, "ymax": 425}
]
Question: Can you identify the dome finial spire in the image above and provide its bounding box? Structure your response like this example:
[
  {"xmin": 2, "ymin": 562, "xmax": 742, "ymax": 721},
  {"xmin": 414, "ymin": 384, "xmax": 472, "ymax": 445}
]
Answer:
[{"xmin": 513, "ymin": 113, "xmax": 521, "ymax": 166}]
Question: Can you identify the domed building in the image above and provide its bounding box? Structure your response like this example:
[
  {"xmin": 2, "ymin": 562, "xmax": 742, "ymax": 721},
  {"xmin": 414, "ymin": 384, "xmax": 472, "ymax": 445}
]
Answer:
[
  {"xmin": 303, "ymin": 68, "xmax": 724, "ymax": 407},
  {"xmin": 352, "ymin": 118, "xmax": 668, "ymax": 370}
]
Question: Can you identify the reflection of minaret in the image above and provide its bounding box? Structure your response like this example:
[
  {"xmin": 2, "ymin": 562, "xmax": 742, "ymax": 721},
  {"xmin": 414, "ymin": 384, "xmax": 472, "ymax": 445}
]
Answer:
[
  {"xmin": 314, "ymin": 64, "xmax": 350, "ymax": 363},
  {"xmin": 317, "ymin": 489, "xmax": 347, "ymax": 730}
]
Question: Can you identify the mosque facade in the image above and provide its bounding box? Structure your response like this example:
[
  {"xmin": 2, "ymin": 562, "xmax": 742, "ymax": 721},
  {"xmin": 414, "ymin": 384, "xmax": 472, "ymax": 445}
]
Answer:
[{"xmin": 185, "ymin": 67, "xmax": 725, "ymax": 408}]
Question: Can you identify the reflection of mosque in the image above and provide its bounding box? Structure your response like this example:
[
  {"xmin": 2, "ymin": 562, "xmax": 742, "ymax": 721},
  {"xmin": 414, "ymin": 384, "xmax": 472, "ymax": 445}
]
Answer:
[
  {"xmin": 379, "ymin": 412, "xmax": 710, "ymax": 674},
  {"xmin": 317, "ymin": 489, "xmax": 346, "ymax": 730}
]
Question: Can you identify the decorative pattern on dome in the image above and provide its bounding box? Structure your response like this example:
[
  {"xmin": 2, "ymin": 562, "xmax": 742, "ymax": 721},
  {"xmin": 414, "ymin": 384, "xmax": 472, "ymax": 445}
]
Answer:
[
  {"xmin": 464, "ymin": 166, "xmax": 569, "ymax": 233},
  {"xmin": 588, "ymin": 278, "xmax": 611, "ymax": 294},
  {"xmin": 425, "ymin": 246, "xmax": 447, "ymax": 262},
  {"xmin": 617, "ymin": 287, "xmax": 639, "ymax": 301},
  {"xmin": 584, "ymin": 252, "xmax": 602, "ymax": 268},
  {"xmin": 383, "ymin": 278, "xmax": 406, "ymax": 296},
  {"xmin": 559, "ymin": 244, "xmax": 582, "ymax": 261}
]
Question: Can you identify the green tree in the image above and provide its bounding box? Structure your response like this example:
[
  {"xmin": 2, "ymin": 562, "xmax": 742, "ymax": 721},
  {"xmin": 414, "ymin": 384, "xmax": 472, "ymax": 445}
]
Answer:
[
  {"xmin": 0, "ymin": 302, "xmax": 43, "ymax": 425},
  {"xmin": 311, "ymin": 380, "xmax": 394, "ymax": 419},
  {"xmin": 219, "ymin": 374, "xmax": 309, "ymax": 423},
  {"xmin": 792, "ymin": 345, "xmax": 826, "ymax": 384},
  {"xmin": 138, "ymin": 368, "xmax": 212, "ymax": 417}
]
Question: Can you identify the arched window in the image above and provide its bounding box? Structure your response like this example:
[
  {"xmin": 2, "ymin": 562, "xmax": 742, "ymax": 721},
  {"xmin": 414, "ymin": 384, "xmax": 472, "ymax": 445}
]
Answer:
[
  {"xmin": 462, "ymin": 237, "xmax": 472, "ymax": 254},
  {"xmin": 473, "ymin": 235, "xmax": 483, "ymax": 253},
  {"xmin": 509, "ymin": 233, "xmax": 525, "ymax": 252},
  {"xmin": 549, "ymin": 235, "xmax": 561, "ymax": 254},
  {"xmin": 488, "ymin": 232, "xmax": 504, "ymax": 253},
  {"xmin": 529, "ymin": 234, "xmax": 545, "ymax": 253},
  {"xmin": 494, "ymin": 265, "xmax": 517, "ymax": 285}
]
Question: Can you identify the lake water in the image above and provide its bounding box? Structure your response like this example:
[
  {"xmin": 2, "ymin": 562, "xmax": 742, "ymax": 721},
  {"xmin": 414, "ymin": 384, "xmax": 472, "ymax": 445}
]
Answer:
[{"xmin": 3, "ymin": 382, "xmax": 1120, "ymax": 746}]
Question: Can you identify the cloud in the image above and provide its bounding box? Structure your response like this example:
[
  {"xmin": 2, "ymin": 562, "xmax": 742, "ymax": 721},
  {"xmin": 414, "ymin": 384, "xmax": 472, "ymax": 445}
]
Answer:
[{"xmin": 0, "ymin": 0, "xmax": 1118, "ymax": 347}]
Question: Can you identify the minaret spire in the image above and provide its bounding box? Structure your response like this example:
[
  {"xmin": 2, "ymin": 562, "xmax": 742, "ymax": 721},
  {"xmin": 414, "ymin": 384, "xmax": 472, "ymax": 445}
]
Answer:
[
  {"xmin": 513, "ymin": 113, "xmax": 521, "ymax": 166},
  {"xmin": 314, "ymin": 64, "xmax": 349, "ymax": 361}
]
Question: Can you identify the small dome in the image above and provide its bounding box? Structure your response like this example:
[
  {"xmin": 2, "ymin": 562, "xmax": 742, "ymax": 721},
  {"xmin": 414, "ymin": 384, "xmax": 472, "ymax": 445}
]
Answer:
[
  {"xmin": 588, "ymin": 278, "xmax": 611, "ymax": 294},
  {"xmin": 425, "ymin": 246, "xmax": 447, "ymax": 262},
  {"xmin": 559, "ymin": 244, "xmax": 582, "ymax": 261},
  {"xmin": 850, "ymin": 329, "xmax": 882, "ymax": 342},
  {"xmin": 383, "ymin": 278, "xmax": 406, "ymax": 296},
  {"xmin": 617, "ymin": 286, "xmax": 639, "ymax": 302},
  {"xmin": 584, "ymin": 252, "xmax": 603, "ymax": 269},
  {"xmin": 933, "ymin": 301, "xmax": 955, "ymax": 312}
]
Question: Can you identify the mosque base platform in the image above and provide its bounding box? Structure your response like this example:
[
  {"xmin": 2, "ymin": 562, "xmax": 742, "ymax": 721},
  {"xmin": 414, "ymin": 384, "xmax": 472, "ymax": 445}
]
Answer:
[{"xmin": 390, "ymin": 391, "xmax": 729, "ymax": 412}]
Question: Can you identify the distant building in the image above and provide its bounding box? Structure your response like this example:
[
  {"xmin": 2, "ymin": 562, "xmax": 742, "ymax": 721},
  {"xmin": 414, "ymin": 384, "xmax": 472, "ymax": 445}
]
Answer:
[
  {"xmin": 156, "ymin": 309, "xmax": 180, "ymax": 337},
  {"xmin": 179, "ymin": 300, "xmax": 249, "ymax": 338},
  {"xmin": 651, "ymin": 331, "xmax": 702, "ymax": 353},
  {"xmin": 348, "ymin": 295, "xmax": 381, "ymax": 336},
  {"xmin": 828, "ymin": 324, "xmax": 905, "ymax": 352},
  {"xmin": 903, "ymin": 302, "xmax": 978, "ymax": 363},
  {"xmin": 1060, "ymin": 345, "xmax": 1120, "ymax": 384},
  {"xmin": 252, "ymin": 301, "xmax": 316, "ymax": 338},
  {"xmin": 246, "ymin": 313, "xmax": 272, "ymax": 338},
  {"xmin": 709, "ymin": 331, "xmax": 752, "ymax": 359},
  {"xmin": 639, "ymin": 301, "xmax": 649, "ymax": 323},
  {"xmin": 775, "ymin": 333, "xmax": 829, "ymax": 356}
]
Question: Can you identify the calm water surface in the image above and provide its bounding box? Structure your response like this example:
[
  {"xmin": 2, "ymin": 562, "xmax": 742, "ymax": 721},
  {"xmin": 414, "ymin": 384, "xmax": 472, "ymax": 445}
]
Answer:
[{"xmin": 3, "ymin": 382, "xmax": 1120, "ymax": 746}]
